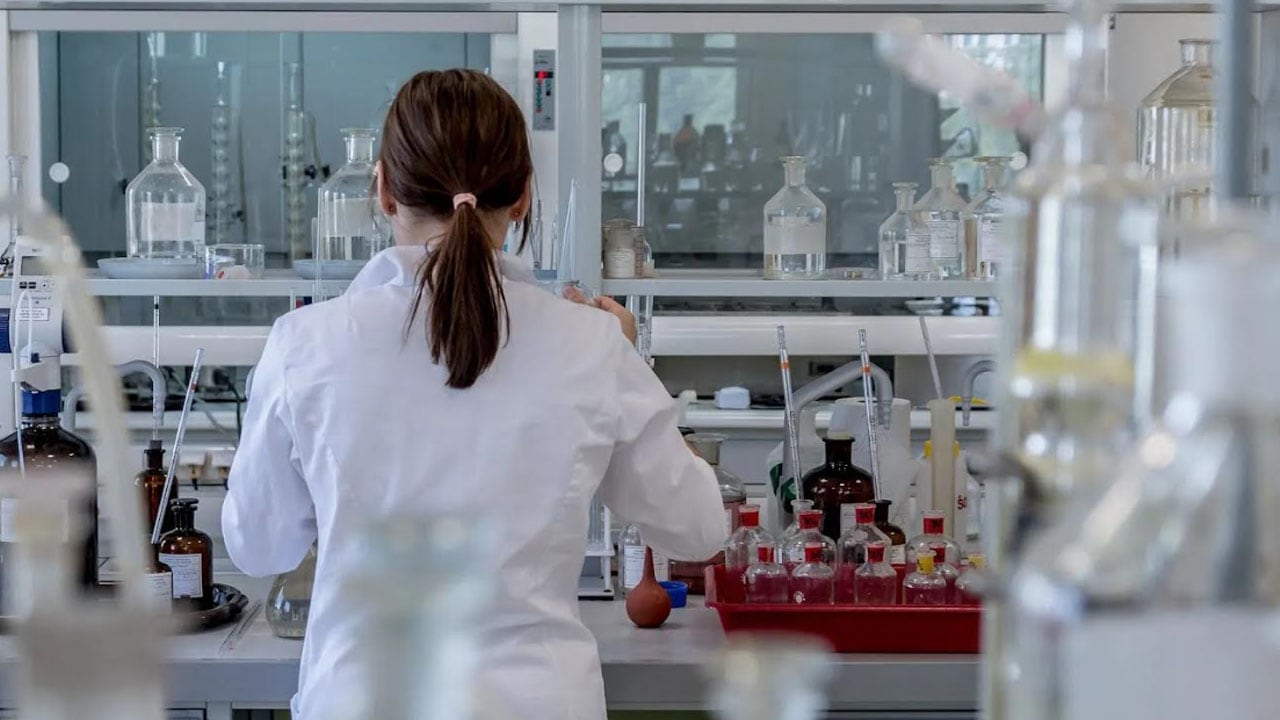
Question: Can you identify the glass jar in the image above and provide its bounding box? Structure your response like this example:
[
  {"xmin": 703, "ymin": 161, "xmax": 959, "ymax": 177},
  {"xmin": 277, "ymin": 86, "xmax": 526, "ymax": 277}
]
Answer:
[
  {"xmin": 763, "ymin": 156, "xmax": 827, "ymax": 280},
  {"xmin": 267, "ymin": 545, "xmax": 317, "ymax": 638},
  {"xmin": 1139, "ymin": 39, "xmax": 1216, "ymax": 222},
  {"xmin": 878, "ymin": 182, "xmax": 920, "ymax": 280},
  {"xmin": 911, "ymin": 159, "xmax": 966, "ymax": 279},
  {"xmin": 903, "ymin": 550, "xmax": 947, "ymax": 605},
  {"xmin": 789, "ymin": 543, "xmax": 834, "ymax": 605},
  {"xmin": 126, "ymin": 127, "xmax": 206, "ymax": 261},
  {"xmin": 964, "ymin": 156, "xmax": 1009, "ymax": 279},
  {"xmin": 854, "ymin": 542, "xmax": 898, "ymax": 605},
  {"xmin": 317, "ymin": 128, "xmax": 384, "ymax": 263},
  {"xmin": 671, "ymin": 433, "xmax": 747, "ymax": 594},
  {"xmin": 158, "ymin": 498, "xmax": 214, "ymax": 612},
  {"xmin": 602, "ymin": 220, "xmax": 638, "ymax": 279},
  {"xmin": 801, "ymin": 435, "xmax": 875, "ymax": 542}
]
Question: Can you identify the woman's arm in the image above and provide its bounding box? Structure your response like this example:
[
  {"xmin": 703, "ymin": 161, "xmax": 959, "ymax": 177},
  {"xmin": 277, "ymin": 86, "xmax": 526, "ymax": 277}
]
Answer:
[
  {"xmin": 596, "ymin": 333, "xmax": 727, "ymax": 562},
  {"xmin": 222, "ymin": 319, "xmax": 318, "ymax": 577}
]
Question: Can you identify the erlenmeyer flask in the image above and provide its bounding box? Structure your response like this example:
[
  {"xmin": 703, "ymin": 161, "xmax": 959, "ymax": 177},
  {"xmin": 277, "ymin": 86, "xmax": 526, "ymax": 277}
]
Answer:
[
  {"xmin": 266, "ymin": 544, "xmax": 316, "ymax": 638},
  {"xmin": 704, "ymin": 633, "xmax": 832, "ymax": 720}
]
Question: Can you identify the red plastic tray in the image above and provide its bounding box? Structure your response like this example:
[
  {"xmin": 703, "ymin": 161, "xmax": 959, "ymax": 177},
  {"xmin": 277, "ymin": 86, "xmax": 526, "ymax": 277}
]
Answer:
[{"xmin": 704, "ymin": 565, "xmax": 981, "ymax": 654}]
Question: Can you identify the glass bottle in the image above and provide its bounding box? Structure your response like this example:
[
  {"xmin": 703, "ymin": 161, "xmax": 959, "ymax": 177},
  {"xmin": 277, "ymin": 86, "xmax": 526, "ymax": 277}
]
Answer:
[
  {"xmin": 906, "ymin": 511, "xmax": 961, "ymax": 566},
  {"xmin": 763, "ymin": 156, "xmax": 827, "ymax": 281},
  {"xmin": 789, "ymin": 542, "xmax": 834, "ymax": 605},
  {"xmin": 782, "ymin": 509, "xmax": 835, "ymax": 571},
  {"xmin": 779, "ymin": 498, "xmax": 814, "ymax": 563},
  {"xmin": 672, "ymin": 434, "xmax": 746, "ymax": 594},
  {"xmin": 724, "ymin": 504, "xmax": 771, "ymax": 600},
  {"xmin": 267, "ymin": 544, "xmax": 317, "ymax": 638},
  {"xmin": 854, "ymin": 541, "xmax": 898, "ymax": 605},
  {"xmin": 801, "ymin": 433, "xmax": 874, "ymax": 542},
  {"xmin": 705, "ymin": 633, "xmax": 832, "ymax": 720},
  {"xmin": 835, "ymin": 503, "xmax": 889, "ymax": 603},
  {"xmin": 209, "ymin": 60, "xmax": 244, "ymax": 245},
  {"xmin": 879, "ymin": 182, "xmax": 922, "ymax": 280},
  {"xmin": 1138, "ymin": 39, "xmax": 1217, "ymax": 223},
  {"xmin": 873, "ymin": 499, "xmax": 908, "ymax": 564},
  {"xmin": 930, "ymin": 543, "xmax": 960, "ymax": 603},
  {"xmin": 0, "ymin": 387, "xmax": 98, "ymax": 604},
  {"xmin": 673, "ymin": 114, "xmax": 700, "ymax": 177},
  {"xmin": 126, "ymin": 127, "xmax": 206, "ymax": 261},
  {"xmin": 744, "ymin": 542, "xmax": 789, "ymax": 604},
  {"xmin": 158, "ymin": 498, "xmax": 213, "ymax": 612},
  {"xmin": 136, "ymin": 439, "xmax": 177, "ymax": 538},
  {"xmin": 318, "ymin": 128, "xmax": 383, "ymax": 263},
  {"xmin": 911, "ymin": 159, "xmax": 966, "ymax": 279},
  {"xmin": 618, "ymin": 524, "xmax": 646, "ymax": 595},
  {"xmin": 964, "ymin": 156, "xmax": 1009, "ymax": 279},
  {"xmin": 903, "ymin": 549, "xmax": 947, "ymax": 605},
  {"xmin": 955, "ymin": 552, "xmax": 985, "ymax": 604}
]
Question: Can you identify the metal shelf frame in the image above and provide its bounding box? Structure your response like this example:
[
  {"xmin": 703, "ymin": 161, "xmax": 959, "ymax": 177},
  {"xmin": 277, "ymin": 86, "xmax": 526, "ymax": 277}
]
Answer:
[
  {"xmin": 602, "ymin": 272, "xmax": 995, "ymax": 297},
  {"xmin": 0, "ymin": 270, "xmax": 349, "ymax": 298}
]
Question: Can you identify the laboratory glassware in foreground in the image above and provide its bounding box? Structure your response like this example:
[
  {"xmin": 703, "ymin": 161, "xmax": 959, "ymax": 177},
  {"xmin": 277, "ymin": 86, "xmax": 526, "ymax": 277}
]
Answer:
[
  {"xmin": 267, "ymin": 545, "xmax": 317, "ymax": 638},
  {"xmin": 763, "ymin": 156, "xmax": 827, "ymax": 280},
  {"xmin": 705, "ymin": 633, "xmax": 831, "ymax": 720},
  {"xmin": 317, "ymin": 128, "xmax": 385, "ymax": 263},
  {"xmin": 126, "ymin": 127, "xmax": 207, "ymax": 261}
]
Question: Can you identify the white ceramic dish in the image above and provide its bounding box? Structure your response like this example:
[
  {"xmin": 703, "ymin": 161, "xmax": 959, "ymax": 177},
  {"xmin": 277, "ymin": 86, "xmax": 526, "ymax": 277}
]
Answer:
[
  {"xmin": 97, "ymin": 257, "xmax": 205, "ymax": 280},
  {"xmin": 292, "ymin": 259, "xmax": 366, "ymax": 281}
]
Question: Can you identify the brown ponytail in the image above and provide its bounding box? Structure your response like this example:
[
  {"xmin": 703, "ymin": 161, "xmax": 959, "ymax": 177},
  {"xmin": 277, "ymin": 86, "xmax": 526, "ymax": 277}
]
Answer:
[{"xmin": 380, "ymin": 70, "xmax": 533, "ymax": 389}]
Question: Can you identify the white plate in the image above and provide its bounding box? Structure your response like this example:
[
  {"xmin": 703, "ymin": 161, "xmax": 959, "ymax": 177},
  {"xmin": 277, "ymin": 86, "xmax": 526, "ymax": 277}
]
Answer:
[
  {"xmin": 293, "ymin": 260, "xmax": 366, "ymax": 281},
  {"xmin": 97, "ymin": 258, "xmax": 205, "ymax": 280}
]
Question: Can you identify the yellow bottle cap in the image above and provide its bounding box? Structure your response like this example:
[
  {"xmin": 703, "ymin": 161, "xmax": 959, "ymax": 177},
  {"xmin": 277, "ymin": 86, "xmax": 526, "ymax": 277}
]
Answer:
[
  {"xmin": 923, "ymin": 441, "xmax": 932, "ymax": 459},
  {"xmin": 917, "ymin": 553, "xmax": 935, "ymax": 573},
  {"xmin": 967, "ymin": 553, "xmax": 986, "ymax": 570}
]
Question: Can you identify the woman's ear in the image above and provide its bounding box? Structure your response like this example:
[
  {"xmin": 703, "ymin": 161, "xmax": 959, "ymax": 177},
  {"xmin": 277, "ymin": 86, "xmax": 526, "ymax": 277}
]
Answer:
[
  {"xmin": 376, "ymin": 161, "xmax": 397, "ymax": 217},
  {"xmin": 510, "ymin": 177, "xmax": 533, "ymax": 221}
]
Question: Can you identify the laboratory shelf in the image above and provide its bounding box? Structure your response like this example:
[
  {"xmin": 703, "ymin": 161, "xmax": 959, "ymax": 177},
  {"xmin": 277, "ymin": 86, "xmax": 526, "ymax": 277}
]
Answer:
[
  {"xmin": 601, "ymin": 271, "xmax": 995, "ymax": 298},
  {"xmin": 0, "ymin": 270, "xmax": 349, "ymax": 298}
]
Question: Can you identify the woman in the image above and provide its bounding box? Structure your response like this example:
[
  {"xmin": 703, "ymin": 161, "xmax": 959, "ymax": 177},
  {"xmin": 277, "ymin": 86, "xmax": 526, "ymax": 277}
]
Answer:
[{"xmin": 222, "ymin": 69, "xmax": 726, "ymax": 719}]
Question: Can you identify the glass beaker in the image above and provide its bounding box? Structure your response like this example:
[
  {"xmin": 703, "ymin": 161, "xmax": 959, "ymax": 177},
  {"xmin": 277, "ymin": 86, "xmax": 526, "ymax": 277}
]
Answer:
[
  {"xmin": 125, "ymin": 127, "xmax": 206, "ymax": 261},
  {"xmin": 317, "ymin": 128, "xmax": 383, "ymax": 263},
  {"xmin": 912, "ymin": 159, "xmax": 966, "ymax": 279},
  {"xmin": 266, "ymin": 545, "xmax": 316, "ymax": 638},
  {"xmin": 705, "ymin": 633, "xmax": 832, "ymax": 720},
  {"xmin": 878, "ymin": 182, "xmax": 920, "ymax": 280},
  {"xmin": 964, "ymin": 156, "xmax": 1009, "ymax": 279},
  {"xmin": 205, "ymin": 243, "xmax": 265, "ymax": 279},
  {"xmin": 763, "ymin": 156, "xmax": 827, "ymax": 280}
]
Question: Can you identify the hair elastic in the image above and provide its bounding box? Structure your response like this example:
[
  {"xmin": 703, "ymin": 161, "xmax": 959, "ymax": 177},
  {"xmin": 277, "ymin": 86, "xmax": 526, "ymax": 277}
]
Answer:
[{"xmin": 452, "ymin": 193, "xmax": 477, "ymax": 210}]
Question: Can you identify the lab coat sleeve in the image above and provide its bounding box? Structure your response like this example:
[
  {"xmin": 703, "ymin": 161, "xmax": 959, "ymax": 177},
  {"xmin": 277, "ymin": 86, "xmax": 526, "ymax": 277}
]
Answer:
[
  {"xmin": 597, "ymin": 333, "xmax": 727, "ymax": 562},
  {"xmin": 222, "ymin": 320, "xmax": 317, "ymax": 577}
]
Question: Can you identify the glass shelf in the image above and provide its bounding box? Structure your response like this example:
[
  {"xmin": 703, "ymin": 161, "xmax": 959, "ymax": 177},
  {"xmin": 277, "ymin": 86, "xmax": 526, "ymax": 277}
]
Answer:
[{"xmin": 601, "ymin": 270, "xmax": 995, "ymax": 297}]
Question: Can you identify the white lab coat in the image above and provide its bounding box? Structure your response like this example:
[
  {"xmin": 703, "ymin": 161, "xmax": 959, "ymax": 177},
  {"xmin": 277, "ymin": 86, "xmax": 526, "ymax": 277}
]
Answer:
[{"xmin": 222, "ymin": 246, "xmax": 726, "ymax": 720}]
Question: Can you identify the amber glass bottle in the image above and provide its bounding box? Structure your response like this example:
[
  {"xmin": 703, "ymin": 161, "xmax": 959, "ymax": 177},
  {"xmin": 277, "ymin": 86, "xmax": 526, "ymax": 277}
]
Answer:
[
  {"xmin": 0, "ymin": 388, "xmax": 98, "ymax": 605},
  {"xmin": 158, "ymin": 498, "xmax": 213, "ymax": 611},
  {"xmin": 137, "ymin": 440, "xmax": 177, "ymax": 537},
  {"xmin": 874, "ymin": 499, "xmax": 909, "ymax": 564},
  {"xmin": 801, "ymin": 435, "xmax": 874, "ymax": 541}
]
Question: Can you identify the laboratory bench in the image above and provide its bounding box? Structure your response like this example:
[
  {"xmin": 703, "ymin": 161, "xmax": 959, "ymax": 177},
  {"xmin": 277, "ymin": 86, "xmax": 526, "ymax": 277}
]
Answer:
[{"xmin": 0, "ymin": 573, "xmax": 979, "ymax": 720}]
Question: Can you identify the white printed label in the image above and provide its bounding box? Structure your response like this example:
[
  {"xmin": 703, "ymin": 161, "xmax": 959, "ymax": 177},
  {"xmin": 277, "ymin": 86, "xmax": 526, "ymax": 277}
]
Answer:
[
  {"xmin": 652, "ymin": 550, "xmax": 670, "ymax": 583},
  {"xmin": 622, "ymin": 545, "xmax": 645, "ymax": 590},
  {"xmin": 905, "ymin": 229, "xmax": 932, "ymax": 272},
  {"xmin": 140, "ymin": 201, "xmax": 202, "ymax": 241},
  {"xmin": 839, "ymin": 504, "xmax": 857, "ymax": 537},
  {"xmin": 144, "ymin": 571, "xmax": 173, "ymax": 610},
  {"xmin": 889, "ymin": 544, "xmax": 906, "ymax": 564},
  {"xmin": 15, "ymin": 307, "xmax": 50, "ymax": 322},
  {"xmin": 722, "ymin": 508, "xmax": 735, "ymax": 538},
  {"xmin": 1062, "ymin": 610, "xmax": 1276, "ymax": 720},
  {"xmin": 159, "ymin": 553, "xmax": 203, "ymax": 599},
  {"xmin": 0, "ymin": 499, "xmax": 70, "ymax": 543},
  {"xmin": 977, "ymin": 217, "xmax": 1004, "ymax": 264},
  {"xmin": 604, "ymin": 248, "xmax": 636, "ymax": 279},
  {"xmin": 926, "ymin": 219, "xmax": 960, "ymax": 259}
]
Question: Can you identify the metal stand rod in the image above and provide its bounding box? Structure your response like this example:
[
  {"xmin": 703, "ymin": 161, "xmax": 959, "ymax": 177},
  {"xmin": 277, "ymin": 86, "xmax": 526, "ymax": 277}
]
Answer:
[{"xmin": 1217, "ymin": 0, "xmax": 1256, "ymax": 200}]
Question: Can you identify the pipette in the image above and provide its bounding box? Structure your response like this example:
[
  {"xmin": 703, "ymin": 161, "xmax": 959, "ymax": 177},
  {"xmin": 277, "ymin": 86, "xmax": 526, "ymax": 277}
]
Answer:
[
  {"xmin": 919, "ymin": 316, "xmax": 944, "ymax": 400},
  {"xmin": 150, "ymin": 348, "xmax": 204, "ymax": 545},
  {"xmin": 857, "ymin": 330, "xmax": 882, "ymax": 500},
  {"xmin": 151, "ymin": 294, "xmax": 161, "ymax": 441},
  {"xmin": 776, "ymin": 326, "xmax": 805, "ymax": 503},
  {"xmin": 557, "ymin": 179, "xmax": 578, "ymax": 281}
]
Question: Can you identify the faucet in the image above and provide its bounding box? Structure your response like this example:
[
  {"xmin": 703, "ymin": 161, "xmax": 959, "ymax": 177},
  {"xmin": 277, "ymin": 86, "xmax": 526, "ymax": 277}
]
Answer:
[
  {"xmin": 961, "ymin": 359, "xmax": 997, "ymax": 426},
  {"xmin": 62, "ymin": 359, "xmax": 166, "ymax": 434},
  {"xmin": 782, "ymin": 359, "xmax": 893, "ymax": 498}
]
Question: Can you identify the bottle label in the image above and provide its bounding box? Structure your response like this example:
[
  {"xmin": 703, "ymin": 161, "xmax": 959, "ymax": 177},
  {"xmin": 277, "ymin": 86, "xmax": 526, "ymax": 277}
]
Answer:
[
  {"xmin": 839, "ymin": 504, "xmax": 856, "ymax": 536},
  {"xmin": 603, "ymin": 248, "xmax": 636, "ymax": 279},
  {"xmin": 0, "ymin": 499, "xmax": 70, "ymax": 543},
  {"xmin": 905, "ymin": 229, "xmax": 932, "ymax": 272},
  {"xmin": 798, "ymin": 512, "xmax": 821, "ymax": 531},
  {"xmin": 978, "ymin": 217, "xmax": 1004, "ymax": 264},
  {"xmin": 924, "ymin": 515, "xmax": 945, "ymax": 535},
  {"xmin": 722, "ymin": 507, "xmax": 735, "ymax": 539},
  {"xmin": 144, "ymin": 571, "xmax": 173, "ymax": 611},
  {"xmin": 160, "ymin": 553, "xmax": 204, "ymax": 599},
  {"xmin": 622, "ymin": 545, "xmax": 645, "ymax": 591},
  {"xmin": 889, "ymin": 544, "xmax": 907, "ymax": 564},
  {"xmin": 926, "ymin": 219, "xmax": 960, "ymax": 259}
]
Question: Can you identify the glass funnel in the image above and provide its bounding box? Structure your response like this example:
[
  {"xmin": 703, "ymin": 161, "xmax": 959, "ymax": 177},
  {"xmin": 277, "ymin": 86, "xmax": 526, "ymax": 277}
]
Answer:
[
  {"xmin": 705, "ymin": 633, "xmax": 832, "ymax": 720},
  {"xmin": 878, "ymin": 182, "xmax": 919, "ymax": 280},
  {"xmin": 964, "ymin": 156, "xmax": 1009, "ymax": 279},
  {"xmin": 266, "ymin": 545, "xmax": 316, "ymax": 638},
  {"xmin": 912, "ymin": 159, "xmax": 966, "ymax": 279},
  {"xmin": 763, "ymin": 156, "xmax": 827, "ymax": 280},
  {"xmin": 125, "ymin": 127, "xmax": 206, "ymax": 261},
  {"xmin": 317, "ymin": 128, "xmax": 385, "ymax": 262}
]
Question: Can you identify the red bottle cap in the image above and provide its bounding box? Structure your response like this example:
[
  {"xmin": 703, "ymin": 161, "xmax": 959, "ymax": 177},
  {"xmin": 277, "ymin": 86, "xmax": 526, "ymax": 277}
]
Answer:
[
  {"xmin": 930, "ymin": 543, "xmax": 948, "ymax": 563},
  {"xmin": 798, "ymin": 510, "xmax": 822, "ymax": 531},
  {"xmin": 756, "ymin": 544, "xmax": 775, "ymax": 563},
  {"xmin": 923, "ymin": 513, "xmax": 945, "ymax": 535},
  {"xmin": 865, "ymin": 542, "xmax": 886, "ymax": 563},
  {"xmin": 803, "ymin": 543, "xmax": 824, "ymax": 563},
  {"xmin": 855, "ymin": 503, "xmax": 875, "ymax": 524},
  {"xmin": 739, "ymin": 505, "xmax": 760, "ymax": 527}
]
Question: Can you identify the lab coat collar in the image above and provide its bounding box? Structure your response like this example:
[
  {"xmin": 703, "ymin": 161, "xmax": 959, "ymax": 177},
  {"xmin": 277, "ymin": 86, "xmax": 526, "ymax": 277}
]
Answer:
[{"xmin": 346, "ymin": 245, "xmax": 537, "ymax": 293}]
